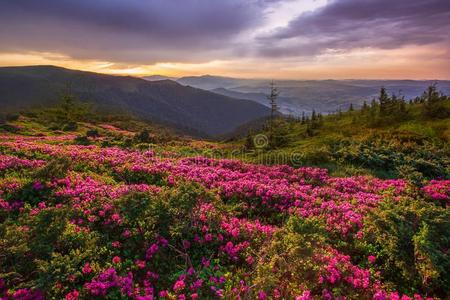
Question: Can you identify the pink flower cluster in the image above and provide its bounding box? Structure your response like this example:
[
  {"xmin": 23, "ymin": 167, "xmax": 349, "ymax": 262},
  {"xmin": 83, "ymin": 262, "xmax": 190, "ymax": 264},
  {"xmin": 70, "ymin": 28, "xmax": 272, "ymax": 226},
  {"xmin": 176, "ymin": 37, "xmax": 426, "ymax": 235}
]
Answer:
[
  {"xmin": 54, "ymin": 174, "xmax": 160, "ymax": 204},
  {"xmin": 423, "ymin": 180, "xmax": 450, "ymax": 203},
  {"xmin": 318, "ymin": 249, "xmax": 371, "ymax": 289},
  {"xmin": 0, "ymin": 133, "xmax": 446, "ymax": 300},
  {"xmin": 0, "ymin": 278, "xmax": 43, "ymax": 300},
  {"xmin": 84, "ymin": 268, "xmax": 134, "ymax": 297},
  {"xmin": 0, "ymin": 154, "xmax": 45, "ymax": 171}
]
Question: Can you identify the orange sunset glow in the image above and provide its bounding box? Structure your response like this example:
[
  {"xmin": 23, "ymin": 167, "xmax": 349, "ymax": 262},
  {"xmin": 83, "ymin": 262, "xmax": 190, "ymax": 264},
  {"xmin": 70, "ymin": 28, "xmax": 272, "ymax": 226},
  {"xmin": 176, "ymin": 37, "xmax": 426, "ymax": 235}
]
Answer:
[{"xmin": 0, "ymin": 0, "xmax": 449, "ymax": 80}]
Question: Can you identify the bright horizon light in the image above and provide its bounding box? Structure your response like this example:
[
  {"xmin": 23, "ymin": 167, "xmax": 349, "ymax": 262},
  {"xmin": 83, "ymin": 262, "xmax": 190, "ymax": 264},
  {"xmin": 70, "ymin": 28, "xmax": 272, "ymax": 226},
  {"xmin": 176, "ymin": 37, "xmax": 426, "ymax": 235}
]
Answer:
[{"xmin": 0, "ymin": 0, "xmax": 449, "ymax": 80}]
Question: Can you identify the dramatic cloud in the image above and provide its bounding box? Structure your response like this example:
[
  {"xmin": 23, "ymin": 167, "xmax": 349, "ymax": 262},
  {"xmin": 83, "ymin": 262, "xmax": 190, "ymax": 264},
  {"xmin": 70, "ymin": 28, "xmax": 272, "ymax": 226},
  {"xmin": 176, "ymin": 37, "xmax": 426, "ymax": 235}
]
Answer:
[
  {"xmin": 0, "ymin": 0, "xmax": 271, "ymax": 63},
  {"xmin": 0, "ymin": 0, "xmax": 449, "ymax": 79},
  {"xmin": 258, "ymin": 0, "xmax": 450, "ymax": 57}
]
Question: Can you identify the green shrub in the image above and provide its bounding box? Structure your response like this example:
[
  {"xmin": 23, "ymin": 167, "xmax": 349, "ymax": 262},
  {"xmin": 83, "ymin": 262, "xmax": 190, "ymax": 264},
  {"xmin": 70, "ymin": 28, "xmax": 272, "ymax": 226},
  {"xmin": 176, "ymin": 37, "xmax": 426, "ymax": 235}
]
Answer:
[
  {"xmin": 34, "ymin": 157, "xmax": 72, "ymax": 181},
  {"xmin": 135, "ymin": 129, "xmax": 154, "ymax": 144},
  {"xmin": 363, "ymin": 198, "xmax": 450, "ymax": 297},
  {"xmin": 253, "ymin": 217, "xmax": 331, "ymax": 298},
  {"xmin": 5, "ymin": 113, "xmax": 20, "ymax": 122},
  {"xmin": 86, "ymin": 129, "xmax": 99, "ymax": 138},
  {"xmin": 0, "ymin": 124, "xmax": 20, "ymax": 133},
  {"xmin": 62, "ymin": 122, "xmax": 78, "ymax": 132}
]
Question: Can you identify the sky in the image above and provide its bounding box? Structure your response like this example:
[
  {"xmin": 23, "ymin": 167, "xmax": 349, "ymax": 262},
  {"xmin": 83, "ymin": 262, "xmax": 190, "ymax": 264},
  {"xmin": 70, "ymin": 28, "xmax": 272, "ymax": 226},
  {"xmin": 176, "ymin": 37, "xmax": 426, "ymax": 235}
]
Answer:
[{"xmin": 0, "ymin": 0, "xmax": 449, "ymax": 79}]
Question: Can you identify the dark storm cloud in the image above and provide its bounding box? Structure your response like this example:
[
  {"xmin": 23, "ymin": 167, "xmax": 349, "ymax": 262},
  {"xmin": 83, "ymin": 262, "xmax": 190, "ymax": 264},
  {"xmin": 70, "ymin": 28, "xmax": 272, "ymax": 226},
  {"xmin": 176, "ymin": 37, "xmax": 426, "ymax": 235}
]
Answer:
[
  {"xmin": 0, "ymin": 0, "xmax": 271, "ymax": 63},
  {"xmin": 258, "ymin": 0, "xmax": 450, "ymax": 57}
]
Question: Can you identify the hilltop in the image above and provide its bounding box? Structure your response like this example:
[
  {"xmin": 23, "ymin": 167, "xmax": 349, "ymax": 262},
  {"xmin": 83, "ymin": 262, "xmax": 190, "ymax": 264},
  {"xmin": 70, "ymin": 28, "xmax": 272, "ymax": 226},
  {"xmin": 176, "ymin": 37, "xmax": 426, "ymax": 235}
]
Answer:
[
  {"xmin": 238, "ymin": 86, "xmax": 450, "ymax": 181},
  {"xmin": 0, "ymin": 66, "xmax": 271, "ymax": 137}
]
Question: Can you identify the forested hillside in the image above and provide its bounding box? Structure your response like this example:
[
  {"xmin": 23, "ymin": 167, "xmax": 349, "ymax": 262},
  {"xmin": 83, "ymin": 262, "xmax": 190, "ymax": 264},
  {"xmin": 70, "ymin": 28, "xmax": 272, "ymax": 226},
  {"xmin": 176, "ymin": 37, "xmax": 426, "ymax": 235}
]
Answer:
[
  {"xmin": 0, "ymin": 66, "xmax": 271, "ymax": 137},
  {"xmin": 241, "ymin": 85, "xmax": 450, "ymax": 182}
]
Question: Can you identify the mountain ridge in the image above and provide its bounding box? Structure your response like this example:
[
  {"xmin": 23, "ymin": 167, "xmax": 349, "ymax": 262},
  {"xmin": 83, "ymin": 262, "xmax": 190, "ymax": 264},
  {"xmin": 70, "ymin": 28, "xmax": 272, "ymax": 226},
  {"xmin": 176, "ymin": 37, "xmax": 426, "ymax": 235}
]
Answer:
[
  {"xmin": 0, "ymin": 65, "xmax": 272, "ymax": 137},
  {"xmin": 173, "ymin": 75, "xmax": 450, "ymax": 115}
]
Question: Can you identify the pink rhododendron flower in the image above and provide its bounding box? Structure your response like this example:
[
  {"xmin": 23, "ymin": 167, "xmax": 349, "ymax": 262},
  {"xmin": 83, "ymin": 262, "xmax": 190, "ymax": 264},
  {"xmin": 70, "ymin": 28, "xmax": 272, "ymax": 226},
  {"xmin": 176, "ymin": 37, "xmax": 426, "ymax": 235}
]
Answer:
[
  {"xmin": 112, "ymin": 256, "xmax": 121, "ymax": 264},
  {"xmin": 65, "ymin": 290, "xmax": 79, "ymax": 300},
  {"xmin": 82, "ymin": 263, "xmax": 92, "ymax": 274},
  {"xmin": 159, "ymin": 290, "xmax": 169, "ymax": 298},
  {"xmin": 173, "ymin": 280, "xmax": 185, "ymax": 292},
  {"xmin": 258, "ymin": 290, "xmax": 267, "ymax": 300}
]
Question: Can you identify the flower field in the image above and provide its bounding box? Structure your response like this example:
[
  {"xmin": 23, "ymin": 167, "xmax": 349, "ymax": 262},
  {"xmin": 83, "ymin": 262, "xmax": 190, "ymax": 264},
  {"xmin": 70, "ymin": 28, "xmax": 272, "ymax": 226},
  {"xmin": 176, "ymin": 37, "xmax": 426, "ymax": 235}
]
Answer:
[{"xmin": 0, "ymin": 131, "xmax": 449, "ymax": 300}]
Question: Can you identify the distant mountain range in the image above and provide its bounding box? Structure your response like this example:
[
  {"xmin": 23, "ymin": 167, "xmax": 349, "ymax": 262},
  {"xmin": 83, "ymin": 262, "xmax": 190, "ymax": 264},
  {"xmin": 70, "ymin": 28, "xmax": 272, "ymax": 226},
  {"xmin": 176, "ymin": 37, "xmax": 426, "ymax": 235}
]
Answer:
[
  {"xmin": 0, "ymin": 66, "xmax": 271, "ymax": 137},
  {"xmin": 177, "ymin": 75, "xmax": 249, "ymax": 91},
  {"xmin": 143, "ymin": 75, "xmax": 177, "ymax": 81},
  {"xmin": 165, "ymin": 75, "xmax": 450, "ymax": 115},
  {"xmin": 3, "ymin": 66, "xmax": 449, "ymax": 138}
]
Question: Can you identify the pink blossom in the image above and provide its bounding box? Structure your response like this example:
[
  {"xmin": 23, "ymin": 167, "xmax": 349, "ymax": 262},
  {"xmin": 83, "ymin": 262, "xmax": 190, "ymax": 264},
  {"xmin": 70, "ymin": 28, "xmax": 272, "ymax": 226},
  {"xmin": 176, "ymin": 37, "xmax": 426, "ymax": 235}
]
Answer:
[
  {"xmin": 112, "ymin": 256, "xmax": 121, "ymax": 264},
  {"xmin": 296, "ymin": 290, "xmax": 311, "ymax": 300},
  {"xmin": 173, "ymin": 280, "xmax": 186, "ymax": 292},
  {"xmin": 258, "ymin": 290, "xmax": 267, "ymax": 300},
  {"xmin": 159, "ymin": 290, "xmax": 169, "ymax": 298},
  {"xmin": 82, "ymin": 263, "xmax": 92, "ymax": 274},
  {"xmin": 65, "ymin": 290, "xmax": 79, "ymax": 300},
  {"xmin": 136, "ymin": 260, "xmax": 146, "ymax": 269}
]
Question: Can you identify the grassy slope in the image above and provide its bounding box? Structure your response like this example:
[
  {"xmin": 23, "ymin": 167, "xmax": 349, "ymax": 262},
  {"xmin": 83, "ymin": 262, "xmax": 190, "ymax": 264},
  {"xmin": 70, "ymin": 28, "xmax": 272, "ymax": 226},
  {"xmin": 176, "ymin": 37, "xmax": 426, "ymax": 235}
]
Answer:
[
  {"xmin": 2, "ymin": 100, "xmax": 449, "ymax": 180},
  {"xmin": 236, "ymin": 101, "xmax": 450, "ymax": 179}
]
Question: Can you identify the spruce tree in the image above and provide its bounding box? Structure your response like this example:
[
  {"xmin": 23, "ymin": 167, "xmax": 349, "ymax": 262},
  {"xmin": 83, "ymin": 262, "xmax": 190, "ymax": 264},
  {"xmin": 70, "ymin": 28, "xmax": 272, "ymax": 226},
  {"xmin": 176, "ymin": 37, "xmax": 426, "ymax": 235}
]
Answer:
[
  {"xmin": 421, "ymin": 84, "xmax": 449, "ymax": 118},
  {"xmin": 311, "ymin": 110, "xmax": 317, "ymax": 122},
  {"xmin": 267, "ymin": 81, "xmax": 279, "ymax": 126},
  {"xmin": 349, "ymin": 103, "xmax": 354, "ymax": 112},
  {"xmin": 379, "ymin": 87, "xmax": 390, "ymax": 114},
  {"xmin": 362, "ymin": 101, "xmax": 368, "ymax": 111}
]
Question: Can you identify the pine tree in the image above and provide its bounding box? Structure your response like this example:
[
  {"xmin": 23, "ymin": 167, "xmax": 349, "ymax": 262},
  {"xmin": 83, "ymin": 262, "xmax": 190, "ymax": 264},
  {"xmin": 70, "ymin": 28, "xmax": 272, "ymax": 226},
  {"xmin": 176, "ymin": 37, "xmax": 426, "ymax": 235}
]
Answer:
[
  {"xmin": 368, "ymin": 98, "xmax": 378, "ymax": 126},
  {"xmin": 349, "ymin": 103, "xmax": 354, "ymax": 112},
  {"xmin": 362, "ymin": 101, "xmax": 368, "ymax": 111},
  {"xmin": 421, "ymin": 84, "xmax": 450, "ymax": 118},
  {"xmin": 245, "ymin": 130, "xmax": 254, "ymax": 150},
  {"xmin": 311, "ymin": 110, "xmax": 317, "ymax": 122},
  {"xmin": 371, "ymin": 98, "xmax": 377, "ymax": 108},
  {"xmin": 267, "ymin": 81, "xmax": 279, "ymax": 125},
  {"xmin": 379, "ymin": 87, "xmax": 390, "ymax": 114},
  {"xmin": 306, "ymin": 122, "xmax": 313, "ymax": 137},
  {"xmin": 317, "ymin": 113, "xmax": 324, "ymax": 126}
]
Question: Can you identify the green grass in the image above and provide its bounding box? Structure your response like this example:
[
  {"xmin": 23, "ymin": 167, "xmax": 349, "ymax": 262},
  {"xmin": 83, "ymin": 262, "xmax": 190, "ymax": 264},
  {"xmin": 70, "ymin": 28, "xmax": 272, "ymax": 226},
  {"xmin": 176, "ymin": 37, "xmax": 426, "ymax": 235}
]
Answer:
[
  {"xmin": 2, "ymin": 97, "xmax": 449, "ymax": 182},
  {"xmin": 237, "ymin": 100, "xmax": 450, "ymax": 181}
]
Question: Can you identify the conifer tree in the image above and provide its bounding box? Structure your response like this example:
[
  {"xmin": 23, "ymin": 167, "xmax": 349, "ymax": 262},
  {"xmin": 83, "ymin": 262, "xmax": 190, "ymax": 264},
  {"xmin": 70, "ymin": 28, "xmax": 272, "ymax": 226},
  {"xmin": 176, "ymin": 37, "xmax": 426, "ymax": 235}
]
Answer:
[
  {"xmin": 311, "ymin": 110, "xmax": 317, "ymax": 122},
  {"xmin": 378, "ymin": 87, "xmax": 390, "ymax": 114},
  {"xmin": 306, "ymin": 122, "xmax": 313, "ymax": 137},
  {"xmin": 421, "ymin": 84, "xmax": 449, "ymax": 118},
  {"xmin": 317, "ymin": 113, "xmax": 324, "ymax": 126},
  {"xmin": 245, "ymin": 130, "xmax": 254, "ymax": 150},
  {"xmin": 361, "ymin": 101, "xmax": 368, "ymax": 115},
  {"xmin": 267, "ymin": 81, "xmax": 279, "ymax": 125},
  {"xmin": 362, "ymin": 101, "xmax": 368, "ymax": 110}
]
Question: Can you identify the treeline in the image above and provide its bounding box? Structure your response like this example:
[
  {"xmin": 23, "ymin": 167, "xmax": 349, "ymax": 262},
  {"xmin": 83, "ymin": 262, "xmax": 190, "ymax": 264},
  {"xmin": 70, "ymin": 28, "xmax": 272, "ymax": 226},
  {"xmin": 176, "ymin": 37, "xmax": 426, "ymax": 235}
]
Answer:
[
  {"xmin": 244, "ymin": 83, "xmax": 449, "ymax": 153},
  {"xmin": 343, "ymin": 84, "xmax": 450, "ymax": 126}
]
